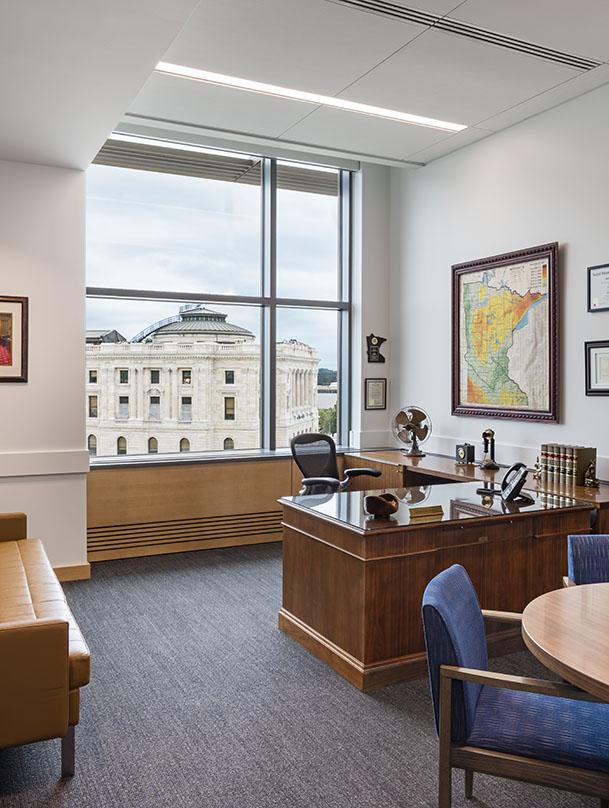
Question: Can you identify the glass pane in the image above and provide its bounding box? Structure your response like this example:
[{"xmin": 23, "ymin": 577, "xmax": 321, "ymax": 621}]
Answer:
[
  {"xmin": 86, "ymin": 163, "xmax": 261, "ymax": 295},
  {"xmin": 86, "ymin": 299, "xmax": 261, "ymax": 456},
  {"xmin": 276, "ymin": 162, "xmax": 339, "ymax": 301},
  {"xmin": 275, "ymin": 308, "xmax": 339, "ymax": 449}
]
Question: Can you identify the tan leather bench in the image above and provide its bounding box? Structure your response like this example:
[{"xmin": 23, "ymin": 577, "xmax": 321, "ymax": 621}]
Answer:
[{"xmin": 0, "ymin": 512, "xmax": 90, "ymax": 777}]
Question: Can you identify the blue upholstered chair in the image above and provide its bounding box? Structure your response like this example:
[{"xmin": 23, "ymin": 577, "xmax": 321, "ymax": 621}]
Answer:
[
  {"xmin": 422, "ymin": 564, "xmax": 609, "ymax": 808},
  {"xmin": 564, "ymin": 534, "xmax": 609, "ymax": 586}
]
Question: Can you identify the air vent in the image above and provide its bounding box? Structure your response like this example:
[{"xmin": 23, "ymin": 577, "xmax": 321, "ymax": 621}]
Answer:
[{"xmin": 329, "ymin": 0, "xmax": 602, "ymax": 71}]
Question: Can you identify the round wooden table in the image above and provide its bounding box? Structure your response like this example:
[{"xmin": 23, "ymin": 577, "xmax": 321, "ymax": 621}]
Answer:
[{"xmin": 522, "ymin": 583, "xmax": 609, "ymax": 702}]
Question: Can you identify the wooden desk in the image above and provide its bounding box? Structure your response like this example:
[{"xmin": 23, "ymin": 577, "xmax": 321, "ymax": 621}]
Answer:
[
  {"xmin": 279, "ymin": 482, "xmax": 594, "ymax": 691},
  {"xmin": 344, "ymin": 450, "xmax": 609, "ymax": 533},
  {"xmin": 522, "ymin": 584, "xmax": 609, "ymax": 702}
]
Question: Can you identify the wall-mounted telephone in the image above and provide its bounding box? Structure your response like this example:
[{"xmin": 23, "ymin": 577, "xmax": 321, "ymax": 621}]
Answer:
[{"xmin": 501, "ymin": 463, "xmax": 534, "ymax": 504}]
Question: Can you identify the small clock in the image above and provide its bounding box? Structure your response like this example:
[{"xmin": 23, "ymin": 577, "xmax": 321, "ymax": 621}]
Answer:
[{"xmin": 456, "ymin": 443, "xmax": 475, "ymax": 464}]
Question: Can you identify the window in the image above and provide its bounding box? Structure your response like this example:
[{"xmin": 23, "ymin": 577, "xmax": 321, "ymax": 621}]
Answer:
[
  {"xmin": 148, "ymin": 437, "xmax": 158, "ymax": 454},
  {"xmin": 118, "ymin": 396, "xmax": 129, "ymax": 419},
  {"xmin": 89, "ymin": 370, "xmax": 97, "ymax": 384},
  {"xmin": 223, "ymin": 437, "xmax": 234, "ymax": 450},
  {"xmin": 224, "ymin": 397, "xmax": 235, "ymax": 421},
  {"xmin": 149, "ymin": 395, "xmax": 160, "ymax": 420},
  {"xmin": 86, "ymin": 141, "xmax": 350, "ymax": 458},
  {"xmin": 117, "ymin": 436, "xmax": 127, "ymax": 455},
  {"xmin": 180, "ymin": 396, "xmax": 192, "ymax": 421},
  {"xmin": 88, "ymin": 434, "xmax": 97, "ymax": 457},
  {"xmin": 179, "ymin": 438, "xmax": 190, "ymax": 452},
  {"xmin": 88, "ymin": 395, "xmax": 98, "ymax": 418}
]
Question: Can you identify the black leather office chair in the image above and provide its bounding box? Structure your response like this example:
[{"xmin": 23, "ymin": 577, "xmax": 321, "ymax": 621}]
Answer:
[{"xmin": 290, "ymin": 433, "xmax": 382, "ymax": 495}]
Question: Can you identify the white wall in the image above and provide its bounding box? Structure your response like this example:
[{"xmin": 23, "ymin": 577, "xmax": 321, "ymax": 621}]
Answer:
[
  {"xmin": 0, "ymin": 160, "xmax": 88, "ymax": 567},
  {"xmin": 390, "ymin": 83, "xmax": 609, "ymax": 479},
  {"xmin": 351, "ymin": 163, "xmax": 393, "ymax": 449}
]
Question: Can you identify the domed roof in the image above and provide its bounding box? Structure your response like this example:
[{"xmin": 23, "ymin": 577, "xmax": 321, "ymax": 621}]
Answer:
[{"xmin": 143, "ymin": 306, "xmax": 254, "ymax": 340}]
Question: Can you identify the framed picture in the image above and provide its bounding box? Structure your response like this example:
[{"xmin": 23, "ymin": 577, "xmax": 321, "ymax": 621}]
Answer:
[
  {"xmin": 588, "ymin": 264, "xmax": 609, "ymax": 313},
  {"xmin": 364, "ymin": 378, "xmax": 386, "ymax": 410},
  {"xmin": 585, "ymin": 340, "xmax": 609, "ymax": 395},
  {"xmin": 0, "ymin": 296, "xmax": 28, "ymax": 383},
  {"xmin": 452, "ymin": 243, "xmax": 559, "ymax": 422}
]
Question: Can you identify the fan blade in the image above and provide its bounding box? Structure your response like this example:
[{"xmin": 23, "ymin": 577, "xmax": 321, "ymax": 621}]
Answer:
[
  {"xmin": 409, "ymin": 408, "xmax": 427, "ymax": 426},
  {"xmin": 395, "ymin": 410, "xmax": 409, "ymax": 426},
  {"xmin": 413, "ymin": 424, "xmax": 429, "ymax": 440}
]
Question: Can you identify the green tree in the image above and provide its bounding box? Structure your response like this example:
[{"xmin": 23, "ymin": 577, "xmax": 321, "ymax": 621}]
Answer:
[{"xmin": 318, "ymin": 404, "xmax": 337, "ymax": 436}]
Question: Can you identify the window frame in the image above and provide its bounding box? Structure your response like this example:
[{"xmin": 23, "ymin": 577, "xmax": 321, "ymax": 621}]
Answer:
[{"xmin": 87, "ymin": 149, "xmax": 351, "ymax": 457}]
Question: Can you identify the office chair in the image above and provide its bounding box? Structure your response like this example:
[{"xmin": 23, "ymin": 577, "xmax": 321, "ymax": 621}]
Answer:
[
  {"xmin": 563, "ymin": 534, "xmax": 609, "ymax": 586},
  {"xmin": 290, "ymin": 433, "xmax": 381, "ymax": 495}
]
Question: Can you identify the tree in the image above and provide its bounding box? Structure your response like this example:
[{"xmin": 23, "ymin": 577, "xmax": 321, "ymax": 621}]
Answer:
[
  {"xmin": 318, "ymin": 404, "xmax": 337, "ymax": 436},
  {"xmin": 317, "ymin": 368, "xmax": 337, "ymax": 386}
]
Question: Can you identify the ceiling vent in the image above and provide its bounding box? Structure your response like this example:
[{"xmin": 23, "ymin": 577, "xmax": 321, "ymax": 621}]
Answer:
[{"xmin": 328, "ymin": 0, "xmax": 602, "ymax": 71}]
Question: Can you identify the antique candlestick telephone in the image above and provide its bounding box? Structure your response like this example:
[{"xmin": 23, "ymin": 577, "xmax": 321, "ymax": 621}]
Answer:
[{"xmin": 479, "ymin": 428, "xmax": 500, "ymax": 470}]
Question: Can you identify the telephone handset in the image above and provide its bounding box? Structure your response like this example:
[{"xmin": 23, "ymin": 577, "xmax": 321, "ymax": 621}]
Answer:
[{"xmin": 501, "ymin": 463, "xmax": 534, "ymax": 504}]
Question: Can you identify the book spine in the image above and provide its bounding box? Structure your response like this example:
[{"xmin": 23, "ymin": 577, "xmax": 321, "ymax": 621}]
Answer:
[
  {"xmin": 565, "ymin": 446, "xmax": 574, "ymax": 487},
  {"xmin": 548, "ymin": 444, "xmax": 557, "ymax": 487},
  {"xmin": 540, "ymin": 443, "xmax": 548, "ymax": 486},
  {"xmin": 559, "ymin": 444, "xmax": 567, "ymax": 491}
]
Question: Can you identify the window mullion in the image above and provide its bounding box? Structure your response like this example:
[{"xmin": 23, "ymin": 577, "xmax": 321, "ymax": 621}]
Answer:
[
  {"xmin": 338, "ymin": 169, "xmax": 352, "ymax": 446},
  {"xmin": 261, "ymin": 158, "xmax": 277, "ymax": 450}
]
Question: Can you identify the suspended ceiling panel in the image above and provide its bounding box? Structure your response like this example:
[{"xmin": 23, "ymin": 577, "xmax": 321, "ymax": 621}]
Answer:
[{"xmin": 0, "ymin": 0, "xmax": 201, "ymax": 169}]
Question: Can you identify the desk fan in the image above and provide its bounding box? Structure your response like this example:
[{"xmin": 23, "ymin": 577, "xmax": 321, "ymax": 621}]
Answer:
[{"xmin": 392, "ymin": 406, "xmax": 432, "ymax": 457}]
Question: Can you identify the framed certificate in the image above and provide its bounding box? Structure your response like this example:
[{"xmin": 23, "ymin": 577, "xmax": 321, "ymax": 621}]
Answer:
[
  {"xmin": 585, "ymin": 340, "xmax": 609, "ymax": 395},
  {"xmin": 364, "ymin": 378, "xmax": 386, "ymax": 410},
  {"xmin": 588, "ymin": 264, "xmax": 609, "ymax": 312}
]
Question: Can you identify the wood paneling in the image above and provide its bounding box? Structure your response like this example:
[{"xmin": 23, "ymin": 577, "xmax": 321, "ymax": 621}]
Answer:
[{"xmin": 87, "ymin": 458, "xmax": 291, "ymax": 561}]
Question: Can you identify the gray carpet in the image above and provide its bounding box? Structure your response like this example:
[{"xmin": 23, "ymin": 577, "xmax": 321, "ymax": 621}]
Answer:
[{"xmin": 0, "ymin": 544, "xmax": 598, "ymax": 807}]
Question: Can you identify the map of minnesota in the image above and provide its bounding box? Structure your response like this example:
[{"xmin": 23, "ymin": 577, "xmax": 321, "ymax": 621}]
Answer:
[{"xmin": 460, "ymin": 259, "xmax": 549, "ymax": 409}]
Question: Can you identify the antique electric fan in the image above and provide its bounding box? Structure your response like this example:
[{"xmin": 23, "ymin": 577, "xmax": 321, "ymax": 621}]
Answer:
[{"xmin": 392, "ymin": 406, "xmax": 432, "ymax": 457}]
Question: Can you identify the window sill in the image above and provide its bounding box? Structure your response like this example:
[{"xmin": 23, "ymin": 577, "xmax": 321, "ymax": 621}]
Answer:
[{"xmin": 89, "ymin": 445, "xmax": 356, "ymax": 470}]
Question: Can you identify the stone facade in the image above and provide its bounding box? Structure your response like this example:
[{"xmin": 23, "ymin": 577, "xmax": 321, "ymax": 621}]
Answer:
[{"xmin": 86, "ymin": 307, "xmax": 319, "ymax": 456}]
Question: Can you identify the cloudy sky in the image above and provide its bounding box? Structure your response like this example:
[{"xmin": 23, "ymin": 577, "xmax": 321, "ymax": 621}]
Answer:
[{"xmin": 86, "ymin": 164, "xmax": 340, "ymax": 368}]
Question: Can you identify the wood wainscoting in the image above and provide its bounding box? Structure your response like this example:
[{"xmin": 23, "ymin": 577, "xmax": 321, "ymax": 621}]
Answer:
[{"xmin": 87, "ymin": 457, "xmax": 304, "ymax": 562}]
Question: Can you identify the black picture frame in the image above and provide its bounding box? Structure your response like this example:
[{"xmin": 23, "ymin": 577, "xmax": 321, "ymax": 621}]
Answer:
[
  {"xmin": 587, "ymin": 264, "xmax": 609, "ymax": 313},
  {"xmin": 585, "ymin": 340, "xmax": 609, "ymax": 396},
  {"xmin": 0, "ymin": 295, "xmax": 28, "ymax": 383},
  {"xmin": 452, "ymin": 242, "xmax": 559, "ymax": 422},
  {"xmin": 364, "ymin": 378, "xmax": 386, "ymax": 410}
]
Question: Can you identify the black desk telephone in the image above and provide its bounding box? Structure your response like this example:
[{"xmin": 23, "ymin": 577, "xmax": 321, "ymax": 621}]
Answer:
[{"xmin": 477, "ymin": 463, "xmax": 534, "ymax": 504}]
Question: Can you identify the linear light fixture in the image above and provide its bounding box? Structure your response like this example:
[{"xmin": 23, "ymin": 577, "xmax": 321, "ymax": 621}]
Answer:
[
  {"xmin": 155, "ymin": 61, "xmax": 467, "ymax": 133},
  {"xmin": 108, "ymin": 132, "xmax": 255, "ymax": 162}
]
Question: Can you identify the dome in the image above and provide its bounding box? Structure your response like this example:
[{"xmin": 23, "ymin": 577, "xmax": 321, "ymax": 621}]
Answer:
[{"xmin": 136, "ymin": 306, "xmax": 254, "ymax": 342}]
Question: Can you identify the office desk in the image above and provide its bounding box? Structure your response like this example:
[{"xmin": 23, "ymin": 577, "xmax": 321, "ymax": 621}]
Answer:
[{"xmin": 279, "ymin": 482, "xmax": 593, "ymax": 691}]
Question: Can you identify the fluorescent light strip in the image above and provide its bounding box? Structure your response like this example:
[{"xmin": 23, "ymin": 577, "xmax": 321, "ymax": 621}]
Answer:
[
  {"xmin": 155, "ymin": 61, "xmax": 467, "ymax": 133},
  {"xmin": 108, "ymin": 132, "xmax": 255, "ymax": 162}
]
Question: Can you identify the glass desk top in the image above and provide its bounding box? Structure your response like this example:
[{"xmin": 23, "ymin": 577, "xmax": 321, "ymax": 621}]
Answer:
[{"xmin": 280, "ymin": 481, "xmax": 588, "ymax": 532}]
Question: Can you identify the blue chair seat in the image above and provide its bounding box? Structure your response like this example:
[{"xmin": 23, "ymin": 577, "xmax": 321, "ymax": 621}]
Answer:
[{"xmin": 467, "ymin": 684, "xmax": 609, "ymax": 773}]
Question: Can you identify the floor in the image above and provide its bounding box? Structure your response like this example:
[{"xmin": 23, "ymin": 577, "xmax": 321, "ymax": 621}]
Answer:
[{"xmin": 0, "ymin": 544, "xmax": 599, "ymax": 807}]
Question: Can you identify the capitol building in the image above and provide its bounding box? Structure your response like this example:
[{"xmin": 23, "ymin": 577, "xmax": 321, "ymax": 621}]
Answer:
[{"xmin": 86, "ymin": 305, "xmax": 320, "ymax": 457}]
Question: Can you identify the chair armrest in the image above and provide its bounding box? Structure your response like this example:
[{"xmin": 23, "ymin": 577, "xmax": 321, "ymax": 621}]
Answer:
[
  {"xmin": 0, "ymin": 618, "xmax": 70, "ymax": 748},
  {"xmin": 301, "ymin": 477, "xmax": 341, "ymax": 492},
  {"xmin": 343, "ymin": 468, "xmax": 382, "ymax": 480},
  {"xmin": 562, "ymin": 576, "xmax": 577, "ymax": 588},
  {"xmin": 481, "ymin": 609, "xmax": 522, "ymax": 625},
  {"xmin": 0, "ymin": 512, "xmax": 27, "ymax": 541},
  {"xmin": 440, "ymin": 665, "xmax": 602, "ymax": 702}
]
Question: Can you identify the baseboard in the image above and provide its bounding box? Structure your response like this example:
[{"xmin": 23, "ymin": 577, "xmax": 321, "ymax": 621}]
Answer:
[{"xmin": 54, "ymin": 563, "xmax": 91, "ymax": 582}]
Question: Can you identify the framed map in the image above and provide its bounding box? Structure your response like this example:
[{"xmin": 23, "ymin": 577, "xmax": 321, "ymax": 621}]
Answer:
[{"xmin": 452, "ymin": 243, "xmax": 559, "ymax": 421}]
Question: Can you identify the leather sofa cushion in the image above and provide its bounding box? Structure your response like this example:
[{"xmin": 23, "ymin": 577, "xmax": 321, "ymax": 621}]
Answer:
[{"xmin": 0, "ymin": 540, "xmax": 90, "ymax": 689}]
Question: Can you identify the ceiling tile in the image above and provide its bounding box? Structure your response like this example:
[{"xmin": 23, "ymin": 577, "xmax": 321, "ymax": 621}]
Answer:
[
  {"xmin": 160, "ymin": 0, "xmax": 424, "ymax": 97},
  {"xmin": 337, "ymin": 28, "xmax": 578, "ymax": 127},
  {"xmin": 450, "ymin": 0, "xmax": 609, "ymax": 61},
  {"xmin": 282, "ymin": 107, "xmax": 448, "ymax": 161},
  {"xmin": 401, "ymin": 126, "xmax": 493, "ymax": 162},
  {"xmin": 130, "ymin": 74, "xmax": 313, "ymax": 138}
]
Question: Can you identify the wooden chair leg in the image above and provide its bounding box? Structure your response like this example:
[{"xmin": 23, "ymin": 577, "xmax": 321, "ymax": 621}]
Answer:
[
  {"xmin": 464, "ymin": 769, "xmax": 473, "ymax": 799},
  {"xmin": 61, "ymin": 725, "xmax": 75, "ymax": 777}
]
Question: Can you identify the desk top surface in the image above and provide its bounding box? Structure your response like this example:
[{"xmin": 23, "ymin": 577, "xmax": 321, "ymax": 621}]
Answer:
[
  {"xmin": 523, "ymin": 584, "xmax": 609, "ymax": 702},
  {"xmin": 281, "ymin": 481, "xmax": 591, "ymax": 532}
]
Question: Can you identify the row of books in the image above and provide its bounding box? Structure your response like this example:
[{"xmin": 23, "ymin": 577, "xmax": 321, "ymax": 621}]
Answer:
[{"xmin": 540, "ymin": 444, "xmax": 596, "ymax": 487}]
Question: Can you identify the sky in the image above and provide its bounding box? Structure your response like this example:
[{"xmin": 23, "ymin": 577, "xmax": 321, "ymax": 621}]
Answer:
[{"xmin": 86, "ymin": 164, "xmax": 340, "ymax": 368}]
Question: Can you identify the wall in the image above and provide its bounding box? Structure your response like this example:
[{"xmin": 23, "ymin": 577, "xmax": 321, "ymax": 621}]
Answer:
[
  {"xmin": 0, "ymin": 160, "xmax": 88, "ymax": 568},
  {"xmin": 351, "ymin": 163, "xmax": 393, "ymax": 449},
  {"xmin": 390, "ymin": 83, "xmax": 609, "ymax": 479}
]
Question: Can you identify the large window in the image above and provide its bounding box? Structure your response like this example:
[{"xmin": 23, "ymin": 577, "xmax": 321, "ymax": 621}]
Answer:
[{"xmin": 86, "ymin": 136, "xmax": 350, "ymax": 458}]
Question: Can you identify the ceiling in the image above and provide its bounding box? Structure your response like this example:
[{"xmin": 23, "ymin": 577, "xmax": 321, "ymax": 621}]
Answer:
[
  {"xmin": 125, "ymin": 0, "xmax": 609, "ymax": 166},
  {"xmin": 0, "ymin": 0, "xmax": 201, "ymax": 169}
]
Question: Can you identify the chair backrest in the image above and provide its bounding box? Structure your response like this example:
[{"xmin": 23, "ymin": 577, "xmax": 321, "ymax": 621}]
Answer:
[
  {"xmin": 421, "ymin": 564, "xmax": 488, "ymax": 742},
  {"xmin": 568, "ymin": 534, "xmax": 609, "ymax": 585},
  {"xmin": 290, "ymin": 434, "xmax": 339, "ymax": 481}
]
